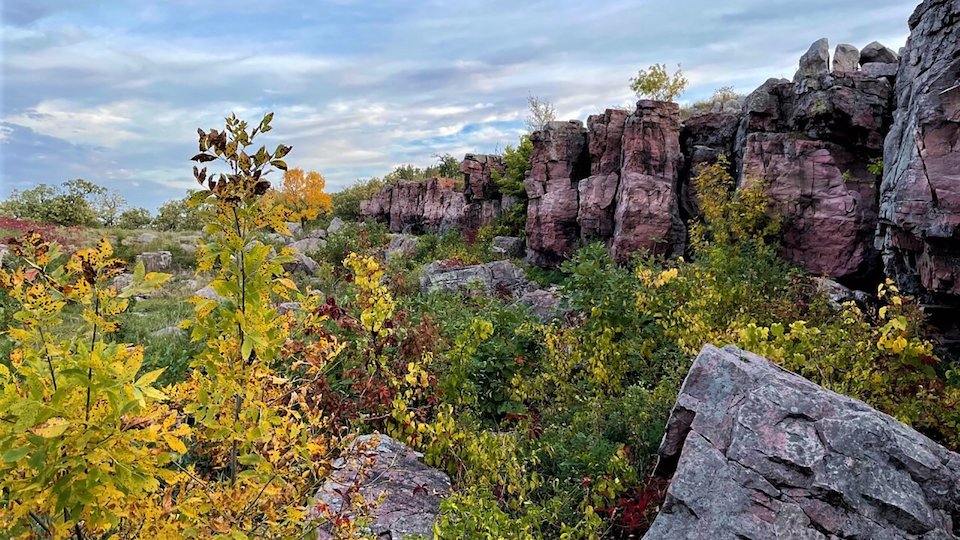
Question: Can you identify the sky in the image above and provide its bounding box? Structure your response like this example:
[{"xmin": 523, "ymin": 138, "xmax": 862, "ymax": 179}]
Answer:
[{"xmin": 1, "ymin": 0, "xmax": 918, "ymax": 211}]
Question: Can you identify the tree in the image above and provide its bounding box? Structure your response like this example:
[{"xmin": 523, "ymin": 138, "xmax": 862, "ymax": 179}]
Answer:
[
  {"xmin": 0, "ymin": 179, "xmax": 102, "ymax": 226},
  {"xmin": 491, "ymin": 135, "xmax": 534, "ymax": 235},
  {"xmin": 277, "ymin": 168, "xmax": 333, "ymax": 222},
  {"xmin": 630, "ymin": 63, "xmax": 688, "ymax": 102},
  {"xmin": 331, "ymin": 177, "xmax": 386, "ymax": 221},
  {"xmin": 525, "ymin": 94, "xmax": 556, "ymax": 132},
  {"xmin": 154, "ymin": 194, "xmax": 203, "ymax": 231},
  {"xmin": 433, "ymin": 153, "xmax": 461, "ymax": 178},
  {"xmin": 92, "ymin": 190, "xmax": 127, "ymax": 227},
  {"xmin": 117, "ymin": 207, "xmax": 153, "ymax": 229}
]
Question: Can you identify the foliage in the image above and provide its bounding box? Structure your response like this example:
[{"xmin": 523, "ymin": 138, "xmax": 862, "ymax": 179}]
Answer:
[
  {"xmin": 526, "ymin": 95, "xmax": 556, "ymax": 133},
  {"xmin": 277, "ymin": 168, "xmax": 333, "ymax": 222},
  {"xmin": 684, "ymin": 85, "xmax": 744, "ymax": 117},
  {"xmin": 491, "ymin": 135, "xmax": 533, "ymax": 236},
  {"xmin": 0, "ymin": 179, "xmax": 124, "ymax": 227},
  {"xmin": 153, "ymin": 193, "xmax": 204, "ymax": 231},
  {"xmin": 0, "ymin": 234, "xmax": 180, "ymax": 537},
  {"xmin": 331, "ymin": 178, "xmax": 386, "ymax": 221},
  {"xmin": 117, "ymin": 207, "xmax": 153, "ymax": 229},
  {"xmin": 629, "ymin": 63, "xmax": 688, "ymax": 102},
  {"xmin": 868, "ymin": 156, "xmax": 884, "ymax": 176}
]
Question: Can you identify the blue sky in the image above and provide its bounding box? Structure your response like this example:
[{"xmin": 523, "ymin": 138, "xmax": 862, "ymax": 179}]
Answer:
[{"xmin": 1, "ymin": 0, "xmax": 917, "ymax": 211}]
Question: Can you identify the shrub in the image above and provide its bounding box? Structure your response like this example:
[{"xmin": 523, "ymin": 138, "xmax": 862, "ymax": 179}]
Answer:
[
  {"xmin": 629, "ymin": 63, "xmax": 688, "ymax": 102},
  {"xmin": 331, "ymin": 178, "xmax": 386, "ymax": 221}
]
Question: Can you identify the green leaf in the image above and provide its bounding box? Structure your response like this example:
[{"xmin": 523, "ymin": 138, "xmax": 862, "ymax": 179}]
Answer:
[
  {"xmin": 136, "ymin": 368, "xmax": 165, "ymax": 388},
  {"xmin": 33, "ymin": 417, "xmax": 70, "ymax": 438},
  {"xmin": 2, "ymin": 447, "xmax": 30, "ymax": 462}
]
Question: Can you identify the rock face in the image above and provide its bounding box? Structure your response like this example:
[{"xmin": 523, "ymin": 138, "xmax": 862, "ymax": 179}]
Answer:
[
  {"xmin": 611, "ymin": 101, "xmax": 686, "ymax": 262},
  {"xmin": 879, "ymin": 0, "xmax": 960, "ymax": 299},
  {"xmin": 737, "ymin": 44, "xmax": 894, "ymax": 280},
  {"xmin": 314, "ymin": 434, "xmax": 450, "ymax": 540},
  {"xmin": 644, "ymin": 344, "xmax": 960, "ymax": 540},
  {"xmin": 360, "ymin": 178, "xmax": 465, "ymax": 234},
  {"xmin": 579, "ymin": 109, "xmax": 628, "ymax": 241},
  {"xmin": 794, "ymin": 38, "xmax": 831, "ymax": 82},
  {"xmin": 420, "ymin": 259, "xmax": 533, "ymax": 298},
  {"xmin": 525, "ymin": 120, "xmax": 589, "ymax": 267}
]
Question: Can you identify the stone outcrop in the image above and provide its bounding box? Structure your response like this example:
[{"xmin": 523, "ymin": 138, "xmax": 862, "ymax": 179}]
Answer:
[
  {"xmin": 461, "ymin": 153, "xmax": 509, "ymax": 230},
  {"xmin": 420, "ymin": 259, "xmax": 533, "ymax": 298},
  {"xmin": 579, "ymin": 109, "xmax": 627, "ymax": 241},
  {"xmin": 861, "ymin": 40, "xmax": 900, "ymax": 65},
  {"xmin": 136, "ymin": 251, "xmax": 173, "ymax": 273},
  {"xmin": 525, "ymin": 120, "xmax": 589, "ymax": 267},
  {"xmin": 794, "ymin": 38, "xmax": 830, "ymax": 82},
  {"xmin": 737, "ymin": 44, "xmax": 894, "ymax": 280},
  {"xmin": 611, "ymin": 101, "xmax": 686, "ymax": 262},
  {"xmin": 313, "ymin": 434, "xmax": 450, "ymax": 540},
  {"xmin": 832, "ymin": 43, "xmax": 860, "ymax": 73},
  {"xmin": 879, "ymin": 0, "xmax": 960, "ymax": 298},
  {"xmin": 644, "ymin": 344, "xmax": 960, "ymax": 540},
  {"xmin": 360, "ymin": 177, "xmax": 465, "ymax": 234}
]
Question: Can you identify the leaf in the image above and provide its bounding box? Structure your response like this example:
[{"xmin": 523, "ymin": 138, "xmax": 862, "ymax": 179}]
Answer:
[
  {"xmin": 270, "ymin": 160, "xmax": 288, "ymax": 171},
  {"xmin": 33, "ymin": 417, "xmax": 70, "ymax": 438},
  {"xmin": 136, "ymin": 368, "xmax": 165, "ymax": 388},
  {"xmin": 275, "ymin": 278, "xmax": 299, "ymax": 291},
  {"xmin": 2, "ymin": 447, "xmax": 30, "ymax": 462},
  {"xmin": 274, "ymin": 144, "xmax": 292, "ymax": 159},
  {"xmin": 163, "ymin": 434, "xmax": 187, "ymax": 454},
  {"xmin": 191, "ymin": 153, "xmax": 218, "ymax": 163}
]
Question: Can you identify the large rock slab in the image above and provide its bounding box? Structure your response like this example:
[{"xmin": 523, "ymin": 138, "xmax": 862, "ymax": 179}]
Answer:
[
  {"xmin": 611, "ymin": 100, "xmax": 686, "ymax": 262},
  {"xmin": 879, "ymin": 0, "xmax": 960, "ymax": 298},
  {"xmin": 136, "ymin": 251, "xmax": 173, "ymax": 273},
  {"xmin": 360, "ymin": 178, "xmax": 466, "ymax": 234},
  {"xmin": 420, "ymin": 259, "xmax": 532, "ymax": 298},
  {"xmin": 314, "ymin": 434, "xmax": 450, "ymax": 540},
  {"xmin": 578, "ymin": 109, "xmax": 628, "ymax": 241},
  {"xmin": 645, "ymin": 344, "xmax": 960, "ymax": 540}
]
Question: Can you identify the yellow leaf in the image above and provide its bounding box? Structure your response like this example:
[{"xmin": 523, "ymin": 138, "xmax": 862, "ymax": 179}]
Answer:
[
  {"xmin": 33, "ymin": 417, "xmax": 70, "ymax": 438},
  {"xmin": 275, "ymin": 278, "xmax": 299, "ymax": 291},
  {"xmin": 163, "ymin": 434, "xmax": 187, "ymax": 454}
]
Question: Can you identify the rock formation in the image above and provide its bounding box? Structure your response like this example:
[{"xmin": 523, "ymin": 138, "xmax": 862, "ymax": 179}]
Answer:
[
  {"xmin": 878, "ymin": 0, "xmax": 960, "ymax": 348},
  {"xmin": 360, "ymin": 177, "xmax": 465, "ymax": 234},
  {"xmin": 524, "ymin": 120, "xmax": 589, "ymax": 267},
  {"xmin": 420, "ymin": 259, "xmax": 533, "ymax": 298},
  {"xmin": 644, "ymin": 344, "xmax": 960, "ymax": 540}
]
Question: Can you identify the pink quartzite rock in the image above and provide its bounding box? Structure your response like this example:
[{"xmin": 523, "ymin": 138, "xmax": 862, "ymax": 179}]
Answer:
[
  {"xmin": 879, "ymin": 0, "xmax": 960, "ymax": 298},
  {"xmin": 741, "ymin": 133, "xmax": 879, "ymax": 279},
  {"xmin": 610, "ymin": 100, "xmax": 686, "ymax": 262},
  {"xmin": 360, "ymin": 178, "xmax": 465, "ymax": 234},
  {"xmin": 644, "ymin": 344, "xmax": 960, "ymax": 540},
  {"xmin": 579, "ymin": 109, "xmax": 628, "ymax": 241},
  {"xmin": 525, "ymin": 120, "xmax": 589, "ymax": 267},
  {"xmin": 460, "ymin": 153, "xmax": 504, "ymax": 202}
]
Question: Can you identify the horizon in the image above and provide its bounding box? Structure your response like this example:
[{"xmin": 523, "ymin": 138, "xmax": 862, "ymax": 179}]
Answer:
[{"xmin": 1, "ymin": 0, "xmax": 917, "ymax": 212}]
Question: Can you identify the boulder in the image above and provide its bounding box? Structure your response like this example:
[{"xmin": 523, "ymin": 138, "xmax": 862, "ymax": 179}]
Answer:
[
  {"xmin": 420, "ymin": 260, "xmax": 532, "ymax": 297},
  {"xmin": 327, "ymin": 217, "xmax": 345, "ymax": 234},
  {"xmin": 812, "ymin": 276, "xmax": 874, "ymax": 310},
  {"xmin": 289, "ymin": 237, "xmax": 326, "ymax": 254},
  {"xmin": 385, "ymin": 234, "xmax": 419, "ymax": 262},
  {"xmin": 525, "ymin": 120, "xmax": 590, "ymax": 267},
  {"xmin": 832, "ymin": 43, "xmax": 860, "ymax": 73},
  {"xmin": 611, "ymin": 100, "xmax": 686, "ymax": 262},
  {"xmin": 136, "ymin": 251, "xmax": 173, "ymax": 273},
  {"xmin": 135, "ymin": 232, "xmax": 158, "ymax": 244},
  {"xmin": 516, "ymin": 287, "xmax": 562, "ymax": 322},
  {"xmin": 740, "ymin": 133, "xmax": 880, "ymax": 279},
  {"xmin": 285, "ymin": 222, "xmax": 303, "ymax": 237},
  {"xmin": 860, "ymin": 40, "xmax": 900, "ymax": 65},
  {"xmin": 112, "ymin": 273, "xmax": 134, "ymax": 291},
  {"xmin": 277, "ymin": 302, "xmax": 301, "ymax": 315},
  {"xmin": 194, "ymin": 285, "xmax": 223, "ymax": 302},
  {"xmin": 305, "ymin": 228, "xmax": 327, "ymax": 240},
  {"xmin": 644, "ymin": 344, "xmax": 960, "ymax": 540},
  {"xmin": 878, "ymin": 0, "xmax": 960, "ymax": 298},
  {"xmin": 313, "ymin": 434, "xmax": 450, "ymax": 540},
  {"xmin": 0, "ymin": 244, "xmax": 8, "ymax": 267},
  {"xmin": 491, "ymin": 236, "xmax": 525, "ymax": 258},
  {"xmin": 282, "ymin": 253, "xmax": 319, "ymax": 276},
  {"xmin": 793, "ymin": 38, "xmax": 830, "ymax": 82}
]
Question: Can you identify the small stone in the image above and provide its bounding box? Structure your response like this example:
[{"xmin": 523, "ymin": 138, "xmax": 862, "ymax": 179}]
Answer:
[
  {"xmin": 283, "ymin": 253, "xmax": 319, "ymax": 276},
  {"xmin": 491, "ymin": 236, "xmax": 525, "ymax": 258},
  {"xmin": 289, "ymin": 237, "xmax": 326, "ymax": 253},
  {"xmin": 136, "ymin": 232, "xmax": 158, "ymax": 244},
  {"xmin": 277, "ymin": 302, "xmax": 301, "ymax": 315},
  {"xmin": 285, "ymin": 221, "xmax": 303, "ymax": 237},
  {"xmin": 385, "ymin": 234, "xmax": 418, "ymax": 262}
]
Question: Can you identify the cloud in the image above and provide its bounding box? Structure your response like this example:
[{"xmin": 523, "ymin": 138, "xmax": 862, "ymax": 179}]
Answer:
[{"xmin": 0, "ymin": 0, "xmax": 919, "ymax": 210}]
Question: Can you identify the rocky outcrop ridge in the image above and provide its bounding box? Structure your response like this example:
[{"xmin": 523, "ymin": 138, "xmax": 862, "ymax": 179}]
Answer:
[
  {"xmin": 360, "ymin": 177, "xmax": 465, "ymax": 234},
  {"xmin": 644, "ymin": 344, "xmax": 960, "ymax": 540}
]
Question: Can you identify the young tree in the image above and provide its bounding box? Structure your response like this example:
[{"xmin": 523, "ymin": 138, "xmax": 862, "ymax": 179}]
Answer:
[
  {"xmin": 433, "ymin": 153, "xmax": 461, "ymax": 178},
  {"xmin": 277, "ymin": 168, "xmax": 333, "ymax": 222},
  {"xmin": 630, "ymin": 63, "xmax": 688, "ymax": 102},
  {"xmin": 92, "ymin": 190, "xmax": 127, "ymax": 227},
  {"xmin": 525, "ymin": 94, "xmax": 556, "ymax": 132}
]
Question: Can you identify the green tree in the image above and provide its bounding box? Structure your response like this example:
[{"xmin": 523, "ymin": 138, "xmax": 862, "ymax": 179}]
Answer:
[
  {"xmin": 117, "ymin": 207, "xmax": 153, "ymax": 229},
  {"xmin": 630, "ymin": 63, "xmax": 688, "ymax": 102},
  {"xmin": 491, "ymin": 135, "xmax": 533, "ymax": 235},
  {"xmin": 153, "ymin": 193, "xmax": 204, "ymax": 231}
]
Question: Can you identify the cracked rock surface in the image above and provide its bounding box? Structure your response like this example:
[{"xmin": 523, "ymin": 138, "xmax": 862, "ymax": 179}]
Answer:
[{"xmin": 644, "ymin": 344, "xmax": 960, "ymax": 540}]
